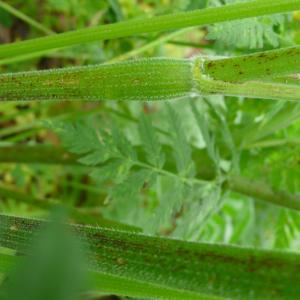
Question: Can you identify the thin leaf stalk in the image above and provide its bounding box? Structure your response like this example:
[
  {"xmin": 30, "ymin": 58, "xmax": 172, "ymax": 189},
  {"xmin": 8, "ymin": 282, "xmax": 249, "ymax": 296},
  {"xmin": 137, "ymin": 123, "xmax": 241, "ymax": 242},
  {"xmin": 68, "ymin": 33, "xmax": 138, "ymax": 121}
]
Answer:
[{"xmin": 0, "ymin": 0, "xmax": 54, "ymax": 35}]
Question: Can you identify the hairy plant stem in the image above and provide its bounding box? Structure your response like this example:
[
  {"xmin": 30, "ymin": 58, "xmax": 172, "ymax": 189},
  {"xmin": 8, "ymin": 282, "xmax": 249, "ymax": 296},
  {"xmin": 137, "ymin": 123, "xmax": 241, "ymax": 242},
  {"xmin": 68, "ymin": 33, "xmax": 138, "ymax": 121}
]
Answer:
[
  {"xmin": 0, "ymin": 252, "xmax": 216, "ymax": 300},
  {"xmin": 0, "ymin": 0, "xmax": 299, "ymax": 61},
  {"xmin": 1, "ymin": 145, "xmax": 300, "ymax": 211},
  {"xmin": 1, "ymin": 51, "xmax": 300, "ymax": 102},
  {"xmin": 0, "ymin": 59, "xmax": 194, "ymax": 101},
  {"xmin": 2, "ymin": 214, "xmax": 300, "ymax": 299}
]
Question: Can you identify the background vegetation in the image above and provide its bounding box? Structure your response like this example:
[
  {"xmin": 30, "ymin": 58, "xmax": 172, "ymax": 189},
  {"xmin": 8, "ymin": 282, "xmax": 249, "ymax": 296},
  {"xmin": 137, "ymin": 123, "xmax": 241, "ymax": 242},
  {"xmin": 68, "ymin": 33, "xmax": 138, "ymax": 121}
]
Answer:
[{"xmin": 0, "ymin": 0, "xmax": 300, "ymax": 299}]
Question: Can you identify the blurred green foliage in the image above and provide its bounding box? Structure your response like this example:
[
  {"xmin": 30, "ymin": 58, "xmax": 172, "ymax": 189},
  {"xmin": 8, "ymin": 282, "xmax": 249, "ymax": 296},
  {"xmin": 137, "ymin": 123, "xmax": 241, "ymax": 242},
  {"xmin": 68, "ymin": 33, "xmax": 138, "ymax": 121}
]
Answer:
[
  {"xmin": 0, "ymin": 1, "xmax": 300, "ymax": 298},
  {"xmin": 0, "ymin": 209, "xmax": 86, "ymax": 300}
]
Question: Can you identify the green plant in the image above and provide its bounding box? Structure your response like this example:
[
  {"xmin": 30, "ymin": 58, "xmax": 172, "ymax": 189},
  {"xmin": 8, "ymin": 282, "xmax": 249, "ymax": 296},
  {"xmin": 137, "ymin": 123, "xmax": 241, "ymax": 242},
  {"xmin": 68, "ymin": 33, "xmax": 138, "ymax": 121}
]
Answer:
[
  {"xmin": 2, "ymin": 214, "xmax": 300, "ymax": 300},
  {"xmin": 1, "ymin": 0, "xmax": 300, "ymax": 299},
  {"xmin": 1, "ymin": 46, "xmax": 300, "ymax": 101}
]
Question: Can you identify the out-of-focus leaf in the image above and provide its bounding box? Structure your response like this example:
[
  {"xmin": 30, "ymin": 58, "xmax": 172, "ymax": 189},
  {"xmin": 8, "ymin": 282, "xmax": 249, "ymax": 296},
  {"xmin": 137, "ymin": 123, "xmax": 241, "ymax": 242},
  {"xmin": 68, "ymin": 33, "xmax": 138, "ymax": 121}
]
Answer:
[
  {"xmin": 207, "ymin": 0, "xmax": 286, "ymax": 49},
  {"xmin": 138, "ymin": 114, "xmax": 165, "ymax": 168},
  {"xmin": 0, "ymin": 210, "xmax": 86, "ymax": 300},
  {"xmin": 166, "ymin": 104, "xmax": 195, "ymax": 176}
]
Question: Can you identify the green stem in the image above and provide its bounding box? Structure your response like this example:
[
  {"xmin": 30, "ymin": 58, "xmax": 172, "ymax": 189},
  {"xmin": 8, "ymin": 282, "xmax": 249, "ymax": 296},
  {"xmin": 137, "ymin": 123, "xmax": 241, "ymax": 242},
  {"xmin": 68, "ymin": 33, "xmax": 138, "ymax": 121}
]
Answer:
[
  {"xmin": 108, "ymin": 28, "xmax": 196, "ymax": 63},
  {"xmin": 239, "ymin": 103, "xmax": 300, "ymax": 147},
  {"xmin": 0, "ymin": 1, "xmax": 54, "ymax": 35},
  {"xmin": 0, "ymin": 145, "xmax": 79, "ymax": 165},
  {"xmin": 0, "ymin": 58, "xmax": 194, "ymax": 101},
  {"xmin": 0, "ymin": 49, "xmax": 59, "ymax": 67},
  {"xmin": 0, "ymin": 252, "xmax": 219, "ymax": 300},
  {"xmin": 194, "ymin": 57, "xmax": 300, "ymax": 101},
  {"xmin": 244, "ymin": 137, "xmax": 300, "ymax": 149},
  {"xmin": 2, "ymin": 214, "xmax": 300, "ymax": 300},
  {"xmin": 0, "ymin": 183, "xmax": 53, "ymax": 210},
  {"xmin": 227, "ymin": 176, "xmax": 300, "ymax": 211},
  {"xmin": 0, "ymin": 0, "xmax": 299, "ymax": 61},
  {"xmin": 1, "ymin": 55, "xmax": 300, "ymax": 102},
  {"xmin": 203, "ymin": 46, "xmax": 300, "ymax": 82},
  {"xmin": 201, "ymin": 78, "xmax": 300, "ymax": 101},
  {"xmin": 0, "ymin": 184, "xmax": 140, "ymax": 232}
]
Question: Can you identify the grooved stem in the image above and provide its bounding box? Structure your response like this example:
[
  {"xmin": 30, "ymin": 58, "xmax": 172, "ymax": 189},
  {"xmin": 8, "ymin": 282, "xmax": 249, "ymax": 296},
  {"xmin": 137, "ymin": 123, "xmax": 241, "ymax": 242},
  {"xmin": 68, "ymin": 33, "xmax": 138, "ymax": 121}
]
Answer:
[
  {"xmin": 1, "ymin": 53, "xmax": 300, "ymax": 102},
  {"xmin": 0, "ymin": 59, "xmax": 193, "ymax": 101}
]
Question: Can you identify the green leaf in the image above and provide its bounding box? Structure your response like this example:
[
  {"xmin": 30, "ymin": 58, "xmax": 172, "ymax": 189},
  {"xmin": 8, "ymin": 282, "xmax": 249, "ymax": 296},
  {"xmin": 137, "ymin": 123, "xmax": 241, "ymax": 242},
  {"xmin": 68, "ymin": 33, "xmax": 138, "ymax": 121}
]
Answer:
[
  {"xmin": 0, "ymin": 211, "xmax": 86, "ymax": 300},
  {"xmin": 111, "ymin": 126, "xmax": 137, "ymax": 161},
  {"xmin": 173, "ymin": 183, "xmax": 223, "ymax": 241},
  {"xmin": 190, "ymin": 101, "xmax": 219, "ymax": 167},
  {"xmin": 112, "ymin": 169, "xmax": 152, "ymax": 202},
  {"xmin": 166, "ymin": 104, "xmax": 195, "ymax": 176},
  {"xmin": 204, "ymin": 99, "xmax": 238, "ymax": 169},
  {"xmin": 138, "ymin": 114, "xmax": 165, "ymax": 168},
  {"xmin": 48, "ymin": 0, "xmax": 71, "ymax": 12},
  {"xmin": 108, "ymin": 0, "xmax": 124, "ymax": 21},
  {"xmin": 90, "ymin": 159, "xmax": 124, "ymax": 183},
  {"xmin": 152, "ymin": 177, "xmax": 185, "ymax": 233},
  {"xmin": 207, "ymin": 0, "xmax": 286, "ymax": 49},
  {"xmin": 50, "ymin": 120, "xmax": 138, "ymax": 167},
  {"xmin": 50, "ymin": 121, "xmax": 108, "ymax": 166},
  {"xmin": 0, "ymin": 7, "xmax": 13, "ymax": 28},
  {"xmin": 0, "ymin": 254, "xmax": 218, "ymax": 300},
  {"xmin": 104, "ymin": 169, "xmax": 154, "ymax": 226}
]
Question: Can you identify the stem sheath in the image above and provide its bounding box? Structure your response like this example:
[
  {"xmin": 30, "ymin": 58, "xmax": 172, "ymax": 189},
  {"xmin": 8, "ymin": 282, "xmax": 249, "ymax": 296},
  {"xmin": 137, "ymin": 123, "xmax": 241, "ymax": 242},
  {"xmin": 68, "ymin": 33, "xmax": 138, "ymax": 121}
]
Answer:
[{"xmin": 204, "ymin": 46, "xmax": 300, "ymax": 82}]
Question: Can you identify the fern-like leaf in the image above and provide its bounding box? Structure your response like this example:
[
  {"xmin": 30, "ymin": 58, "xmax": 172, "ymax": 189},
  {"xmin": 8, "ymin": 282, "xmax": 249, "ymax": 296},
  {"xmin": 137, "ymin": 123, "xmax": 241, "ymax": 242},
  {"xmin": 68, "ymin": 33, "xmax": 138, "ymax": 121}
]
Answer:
[
  {"xmin": 138, "ymin": 114, "xmax": 165, "ymax": 168},
  {"xmin": 190, "ymin": 101, "xmax": 219, "ymax": 167},
  {"xmin": 207, "ymin": 0, "xmax": 286, "ymax": 49},
  {"xmin": 166, "ymin": 104, "xmax": 195, "ymax": 177},
  {"xmin": 48, "ymin": 121, "xmax": 109, "ymax": 166}
]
